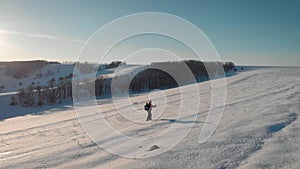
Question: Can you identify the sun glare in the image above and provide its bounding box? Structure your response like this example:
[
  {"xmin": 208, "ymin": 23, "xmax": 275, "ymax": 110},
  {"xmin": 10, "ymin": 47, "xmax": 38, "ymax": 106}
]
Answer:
[{"xmin": 0, "ymin": 32, "xmax": 9, "ymax": 46}]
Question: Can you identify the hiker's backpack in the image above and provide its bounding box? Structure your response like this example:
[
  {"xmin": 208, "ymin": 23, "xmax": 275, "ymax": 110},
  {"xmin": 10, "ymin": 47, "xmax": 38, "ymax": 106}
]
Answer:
[{"xmin": 144, "ymin": 103, "xmax": 150, "ymax": 111}]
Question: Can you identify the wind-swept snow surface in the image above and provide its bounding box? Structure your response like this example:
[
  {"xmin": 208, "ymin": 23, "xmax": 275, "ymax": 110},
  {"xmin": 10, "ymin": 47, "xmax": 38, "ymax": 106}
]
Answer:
[{"xmin": 0, "ymin": 67, "xmax": 299, "ymax": 169}]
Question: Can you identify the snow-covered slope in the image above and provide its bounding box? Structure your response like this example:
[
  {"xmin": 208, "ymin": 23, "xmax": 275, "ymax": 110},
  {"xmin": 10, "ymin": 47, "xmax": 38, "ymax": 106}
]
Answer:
[
  {"xmin": 0, "ymin": 63, "xmax": 146, "ymax": 93},
  {"xmin": 0, "ymin": 64, "xmax": 74, "ymax": 93},
  {"xmin": 0, "ymin": 67, "xmax": 299, "ymax": 169}
]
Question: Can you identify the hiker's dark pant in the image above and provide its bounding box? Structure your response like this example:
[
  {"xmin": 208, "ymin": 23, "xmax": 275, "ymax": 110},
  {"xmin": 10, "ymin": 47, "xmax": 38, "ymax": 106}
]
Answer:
[{"xmin": 146, "ymin": 110, "xmax": 152, "ymax": 121}]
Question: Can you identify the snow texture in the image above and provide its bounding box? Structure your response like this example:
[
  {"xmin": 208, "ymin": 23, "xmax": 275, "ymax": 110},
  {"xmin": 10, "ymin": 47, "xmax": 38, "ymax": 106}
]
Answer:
[{"xmin": 0, "ymin": 67, "xmax": 299, "ymax": 169}]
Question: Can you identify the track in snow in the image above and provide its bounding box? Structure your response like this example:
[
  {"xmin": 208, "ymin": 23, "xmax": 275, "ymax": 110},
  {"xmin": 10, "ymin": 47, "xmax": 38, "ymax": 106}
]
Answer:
[{"xmin": 0, "ymin": 67, "xmax": 299, "ymax": 169}]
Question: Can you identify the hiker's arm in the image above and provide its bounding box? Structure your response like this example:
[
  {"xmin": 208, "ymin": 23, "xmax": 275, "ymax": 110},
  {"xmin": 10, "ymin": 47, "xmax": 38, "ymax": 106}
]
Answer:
[{"xmin": 152, "ymin": 105, "xmax": 156, "ymax": 108}]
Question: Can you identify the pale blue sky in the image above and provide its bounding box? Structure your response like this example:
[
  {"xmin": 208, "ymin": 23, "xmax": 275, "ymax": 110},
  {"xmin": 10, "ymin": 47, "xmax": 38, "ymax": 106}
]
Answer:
[{"xmin": 0, "ymin": 0, "xmax": 299, "ymax": 66}]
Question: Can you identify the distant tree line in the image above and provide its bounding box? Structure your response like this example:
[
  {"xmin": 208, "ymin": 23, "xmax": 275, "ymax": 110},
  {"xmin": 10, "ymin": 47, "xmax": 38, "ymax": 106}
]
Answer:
[
  {"xmin": 106, "ymin": 61, "xmax": 123, "ymax": 69},
  {"xmin": 9, "ymin": 61, "xmax": 120, "ymax": 107},
  {"xmin": 74, "ymin": 61, "xmax": 125, "ymax": 75},
  {"xmin": 94, "ymin": 60, "xmax": 235, "ymax": 96},
  {"xmin": 11, "ymin": 60, "xmax": 235, "ymax": 107},
  {"xmin": 1, "ymin": 60, "xmax": 59, "ymax": 79},
  {"xmin": 0, "ymin": 85, "xmax": 5, "ymax": 92},
  {"xmin": 128, "ymin": 60, "xmax": 235, "ymax": 92},
  {"xmin": 11, "ymin": 77, "xmax": 73, "ymax": 107},
  {"xmin": 130, "ymin": 68, "xmax": 178, "ymax": 92}
]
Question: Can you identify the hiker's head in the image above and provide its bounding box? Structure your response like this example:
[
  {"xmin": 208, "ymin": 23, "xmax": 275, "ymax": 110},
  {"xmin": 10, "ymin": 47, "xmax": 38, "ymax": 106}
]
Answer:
[{"xmin": 149, "ymin": 100, "xmax": 152, "ymax": 104}]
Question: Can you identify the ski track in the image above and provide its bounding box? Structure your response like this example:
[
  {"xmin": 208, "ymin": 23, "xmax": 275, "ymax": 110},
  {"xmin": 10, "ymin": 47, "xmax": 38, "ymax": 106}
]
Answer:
[{"xmin": 0, "ymin": 67, "xmax": 299, "ymax": 169}]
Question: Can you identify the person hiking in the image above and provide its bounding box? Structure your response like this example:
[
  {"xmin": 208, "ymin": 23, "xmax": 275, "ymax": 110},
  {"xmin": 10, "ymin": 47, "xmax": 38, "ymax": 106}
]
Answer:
[{"xmin": 144, "ymin": 100, "xmax": 156, "ymax": 121}]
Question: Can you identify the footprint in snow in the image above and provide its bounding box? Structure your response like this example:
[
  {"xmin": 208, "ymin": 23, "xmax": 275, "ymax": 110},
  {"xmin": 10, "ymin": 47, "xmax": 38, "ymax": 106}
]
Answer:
[{"xmin": 148, "ymin": 145, "xmax": 160, "ymax": 151}]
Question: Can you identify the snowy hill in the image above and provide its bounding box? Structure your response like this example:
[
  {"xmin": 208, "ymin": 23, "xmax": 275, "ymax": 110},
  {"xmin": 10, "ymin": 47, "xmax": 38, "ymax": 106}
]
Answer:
[
  {"xmin": 0, "ymin": 67, "xmax": 299, "ymax": 168},
  {"xmin": 0, "ymin": 60, "xmax": 236, "ymax": 109},
  {"xmin": 0, "ymin": 63, "xmax": 74, "ymax": 93}
]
